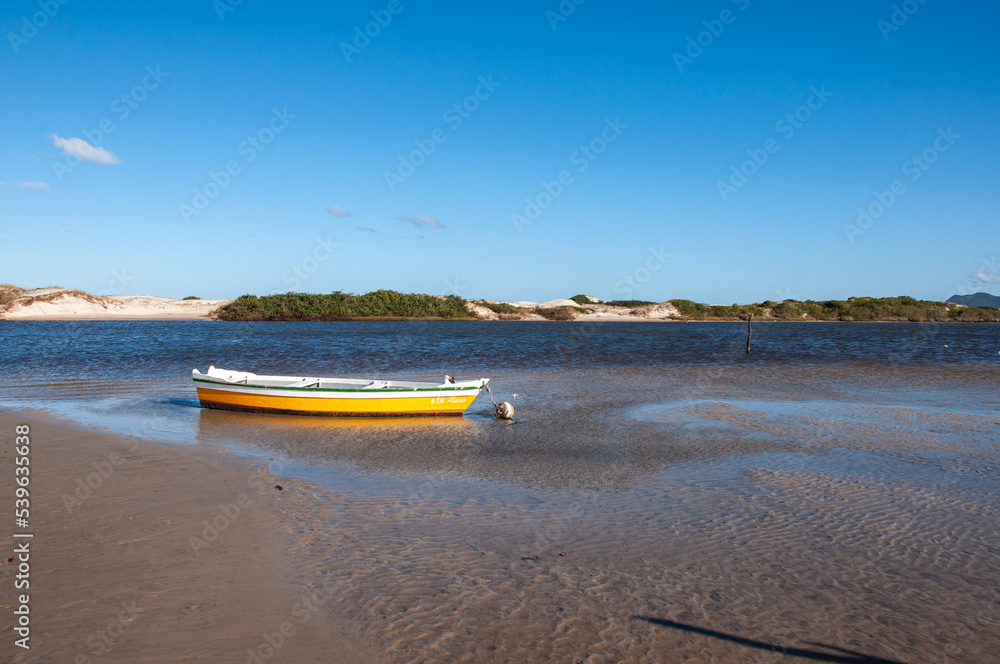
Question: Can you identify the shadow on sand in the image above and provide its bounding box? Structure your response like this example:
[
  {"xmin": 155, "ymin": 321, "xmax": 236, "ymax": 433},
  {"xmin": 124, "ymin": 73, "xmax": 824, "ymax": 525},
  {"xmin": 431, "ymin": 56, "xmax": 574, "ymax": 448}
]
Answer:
[{"xmin": 633, "ymin": 617, "xmax": 912, "ymax": 663}]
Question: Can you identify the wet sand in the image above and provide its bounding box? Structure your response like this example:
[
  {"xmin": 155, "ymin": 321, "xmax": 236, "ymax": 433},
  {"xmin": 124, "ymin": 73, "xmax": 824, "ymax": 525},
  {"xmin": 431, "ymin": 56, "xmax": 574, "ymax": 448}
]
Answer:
[
  {"xmin": 0, "ymin": 410, "xmax": 378, "ymax": 663},
  {"xmin": 208, "ymin": 366, "xmax": 999, "ymax": 664},
  {"xmin": 269, "ymin": 451, "xmax": 1000, "ymax": 663},
  {"xmin": 3, "ymin": 360, "xmax": 1000, "ymax": 662}
]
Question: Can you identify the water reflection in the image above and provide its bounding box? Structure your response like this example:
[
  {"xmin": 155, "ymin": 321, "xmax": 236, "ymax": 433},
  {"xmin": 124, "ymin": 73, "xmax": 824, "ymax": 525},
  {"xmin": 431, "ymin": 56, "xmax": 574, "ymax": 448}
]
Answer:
[
  {"xmin": 196, "ymin": 407, "xmax": 494, "ymax": 471},
  {"xmin": 192, "ymin": 402, "xmax": 784, "ymax": 492}
]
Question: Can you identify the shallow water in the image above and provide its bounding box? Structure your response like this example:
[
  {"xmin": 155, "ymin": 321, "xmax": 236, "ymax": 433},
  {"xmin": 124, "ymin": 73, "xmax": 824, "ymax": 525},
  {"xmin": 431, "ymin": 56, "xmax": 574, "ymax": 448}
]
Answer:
[{"xmin": 2, "ymin": 321, "xmax": 999, "ymax": 661}]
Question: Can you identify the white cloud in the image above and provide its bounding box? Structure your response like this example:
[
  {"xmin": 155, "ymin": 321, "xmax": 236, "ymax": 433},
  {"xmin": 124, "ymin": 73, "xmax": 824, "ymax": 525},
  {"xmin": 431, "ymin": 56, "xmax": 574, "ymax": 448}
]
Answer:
[
  {"xmin": 325, "ymin": 205, "xmax": 351, "ymax": 217},
  {"xmin": 12, "ymin": 181, "xmax": 51, "ymax": 193},
  {"xmin": 0, "ymin": 182, "xmax": 5, "ymax": 188},
  {"xmin": 972, "ymin": 271, "xmax": 1000, "ymax": 283},
  {"xmin": 397, "ymin": 214, "xmax": 444, "ymax": 229},
  {"xmin": 357, "ymin": 226, "xmax": 379, "ymax": 233},
  {"xmin": 50, "ymin": 134, "xmax": 121, "ymax": 165},
  {"xmin": 416, "ymin": 214, "xmax": 443, "ymax": 228}
]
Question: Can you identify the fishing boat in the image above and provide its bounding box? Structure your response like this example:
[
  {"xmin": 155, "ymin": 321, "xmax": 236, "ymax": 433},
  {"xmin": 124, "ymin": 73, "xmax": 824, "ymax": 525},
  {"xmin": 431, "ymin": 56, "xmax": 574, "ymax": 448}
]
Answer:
[{"xmin": 191, "ymin": 366, "xmax": 490, "ymax": 417}]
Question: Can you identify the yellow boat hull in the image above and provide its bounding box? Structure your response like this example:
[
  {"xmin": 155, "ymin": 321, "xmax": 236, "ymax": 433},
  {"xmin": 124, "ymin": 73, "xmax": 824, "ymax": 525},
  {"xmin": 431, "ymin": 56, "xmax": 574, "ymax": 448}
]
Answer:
[{"xmin": 195, "ymin": 386, "xmax": 478, "ymax": 417}]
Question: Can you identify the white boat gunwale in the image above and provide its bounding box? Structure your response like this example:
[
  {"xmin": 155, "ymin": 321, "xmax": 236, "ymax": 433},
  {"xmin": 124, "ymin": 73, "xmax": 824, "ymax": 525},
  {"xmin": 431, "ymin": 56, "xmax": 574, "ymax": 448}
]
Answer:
[{"xmin": 192, "ymin": 376, "xmax": 484, "ymax": 393}]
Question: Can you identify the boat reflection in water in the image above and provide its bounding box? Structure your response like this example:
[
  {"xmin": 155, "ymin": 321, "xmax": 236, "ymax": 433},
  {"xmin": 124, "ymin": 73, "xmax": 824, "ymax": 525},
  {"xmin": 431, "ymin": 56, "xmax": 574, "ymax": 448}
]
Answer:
[
  {"xmin": 190, "ymin": 393, "xmax": 789, "ymax": 492},
  {"xmin": 193, "ymin": 405, "xmax": 498, "ymax": 479}
]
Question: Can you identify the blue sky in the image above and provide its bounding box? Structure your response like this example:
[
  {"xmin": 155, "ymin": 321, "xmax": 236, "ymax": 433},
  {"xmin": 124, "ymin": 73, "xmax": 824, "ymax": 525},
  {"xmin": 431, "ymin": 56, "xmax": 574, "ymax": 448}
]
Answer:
[{"xmin": 1, "ymin": 0, "xmax": 997, "ymax": 302}]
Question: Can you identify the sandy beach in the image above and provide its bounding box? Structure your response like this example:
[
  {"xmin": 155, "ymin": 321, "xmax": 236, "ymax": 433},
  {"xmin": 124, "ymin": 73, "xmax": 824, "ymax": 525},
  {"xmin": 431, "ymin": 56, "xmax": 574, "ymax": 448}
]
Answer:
[{"xmin": 0, "ymin": 410, "xmax": 378, "ymax": 663}]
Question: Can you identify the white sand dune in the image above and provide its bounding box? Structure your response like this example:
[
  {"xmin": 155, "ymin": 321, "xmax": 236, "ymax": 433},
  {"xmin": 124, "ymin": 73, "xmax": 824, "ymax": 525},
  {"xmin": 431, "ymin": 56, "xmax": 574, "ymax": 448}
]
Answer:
[
  {"xmin": 634, "ymin": 301, "xmax": 682, "ymax": 319},
  {"xmin": 464, "ymin": 301, "xmax": 500, "ymax": 320},
  {"xmin": 575, "ymin": 301, "xmax": 682, "ymax": 321},
  {"xmin": 1, "ymin": 287, "xmax": 231, "ymax": 320},
  {"xmin": 536, "ymin": 298, "xmax": 579, "ymax": 308},
  {"xmin": 467, "ymin": 296, "xmax": 683, "ymax": 322}
]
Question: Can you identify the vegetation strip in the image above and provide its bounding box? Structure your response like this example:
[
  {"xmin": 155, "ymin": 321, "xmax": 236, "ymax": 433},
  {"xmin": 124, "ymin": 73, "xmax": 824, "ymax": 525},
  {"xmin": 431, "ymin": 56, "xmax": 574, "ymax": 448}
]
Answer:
[
  {"xmin": 3, "ymin": 284, "xmax": 998, "ymax": 322},
  {"xmin": 215, "ymin": 290, "xmax": 474, "ymax": 321},
  {"xmin": 215, "ymin": 291, "xmax": 1000, "ymax": 322}
]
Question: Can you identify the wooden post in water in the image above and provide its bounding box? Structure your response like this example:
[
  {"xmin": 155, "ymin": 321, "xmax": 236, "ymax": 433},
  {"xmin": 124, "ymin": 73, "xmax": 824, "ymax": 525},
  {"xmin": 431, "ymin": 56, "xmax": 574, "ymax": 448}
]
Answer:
[{"xmin": 746, "ymin": 313, "xmax": 753, "ymax": 354}]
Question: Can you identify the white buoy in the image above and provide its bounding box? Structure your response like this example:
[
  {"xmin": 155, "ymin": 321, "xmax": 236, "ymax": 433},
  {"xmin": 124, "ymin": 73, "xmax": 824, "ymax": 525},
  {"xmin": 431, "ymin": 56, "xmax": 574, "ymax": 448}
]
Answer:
[
  {"xmin": 484, "ymin": 382, "xmax": 515, "ymax": 420},
  {"xmin": 494, "ymin": 401, "xmax": 515, "ymax": 420}
]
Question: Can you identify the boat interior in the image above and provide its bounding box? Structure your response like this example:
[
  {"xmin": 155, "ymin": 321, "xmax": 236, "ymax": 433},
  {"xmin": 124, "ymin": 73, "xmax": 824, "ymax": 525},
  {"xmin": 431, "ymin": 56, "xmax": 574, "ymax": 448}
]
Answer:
[{"xmin": 194, "ymin": 367, "xmax": 485, "ymax": 390}]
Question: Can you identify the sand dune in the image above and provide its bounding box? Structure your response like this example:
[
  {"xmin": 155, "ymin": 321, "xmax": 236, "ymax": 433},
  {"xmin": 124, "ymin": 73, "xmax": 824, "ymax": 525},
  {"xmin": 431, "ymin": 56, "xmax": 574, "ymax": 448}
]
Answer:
[{"xmin": 1, "ymin": 287, "xmax": 231, "ymax": 320}]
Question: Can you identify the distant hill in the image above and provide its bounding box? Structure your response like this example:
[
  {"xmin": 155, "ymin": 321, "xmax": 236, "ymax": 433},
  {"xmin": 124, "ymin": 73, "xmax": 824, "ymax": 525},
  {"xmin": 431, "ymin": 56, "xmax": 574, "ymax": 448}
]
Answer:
[{"xmin": 947, "ymin": 292, "xmax": 1000, "ymax": 308}]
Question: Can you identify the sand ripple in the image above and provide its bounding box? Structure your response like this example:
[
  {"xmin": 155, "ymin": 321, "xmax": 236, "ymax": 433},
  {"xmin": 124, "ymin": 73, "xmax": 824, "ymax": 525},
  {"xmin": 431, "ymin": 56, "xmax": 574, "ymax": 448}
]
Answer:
[{"xmin": 268, "ymin": 452, "xmax": 1000, "ymax": 663}]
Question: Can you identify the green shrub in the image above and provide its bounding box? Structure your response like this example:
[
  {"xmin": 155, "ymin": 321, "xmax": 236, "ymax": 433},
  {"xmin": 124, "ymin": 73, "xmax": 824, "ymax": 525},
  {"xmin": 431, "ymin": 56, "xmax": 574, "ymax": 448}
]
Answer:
[
  {"xmin": 606, "ymin": 299, "xmax": 656, "ymax": 308},
  {"xmin": 477, "ymin": 300, "xmax": 520, "ymax": 315},
  {"xmin": 669, "ymin": 299, "xmax": 706, "ymax": 317},
  {"xmin": 535, "ymin": 306, "xmax": 578, "ymax": 321},
  {"xmin": 216, "ymin": 290, "xmax": 475, "ymax": 321}
]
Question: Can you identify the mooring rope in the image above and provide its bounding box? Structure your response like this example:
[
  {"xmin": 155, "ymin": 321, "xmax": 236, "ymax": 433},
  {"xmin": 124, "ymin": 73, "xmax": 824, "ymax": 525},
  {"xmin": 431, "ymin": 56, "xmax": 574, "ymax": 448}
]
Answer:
[{"xmin": 484, "ymin": 382, "xmax": 514, "ymax": 420}]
